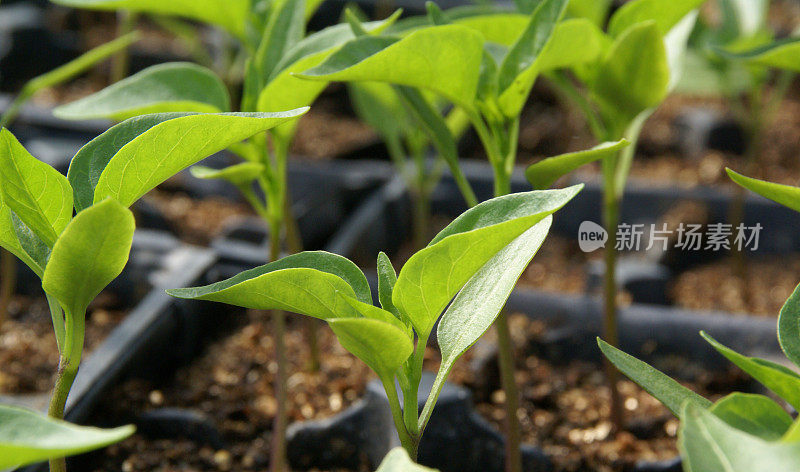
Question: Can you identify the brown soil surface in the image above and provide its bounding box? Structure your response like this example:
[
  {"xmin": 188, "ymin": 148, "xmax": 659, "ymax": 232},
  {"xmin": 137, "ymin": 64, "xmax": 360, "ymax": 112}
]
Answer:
[
  {"xmin": 0, "ymin": 293, "xmax": 126, "ymax": 394},
  {"xmin": 86, "ymin": 310, "xmax": 372, "ymax": 472},
  {"xmin": 290, "ymin": 95, "xmax": 379, "ymax": 160},
  {"xmin": 143, "ymin": 190, "xmax": 253, "ymax": 245},
  {"xmin": 671, "ymin": 255, "xmax": 800, "ymax": 317}
]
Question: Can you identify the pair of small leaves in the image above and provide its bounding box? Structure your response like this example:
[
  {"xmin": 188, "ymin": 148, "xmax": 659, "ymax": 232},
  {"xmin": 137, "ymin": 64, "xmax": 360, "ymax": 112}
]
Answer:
[
  {"xmin": 50, "ymin": 0, "xmax": 251, "ymax": 39},
  {"xmin": 0, "ymin": 404, "xmax": 134, "ymax": 470},
  {"xmin": 169, "ymin": 185, "xmax": 582, "ymax": 384}
]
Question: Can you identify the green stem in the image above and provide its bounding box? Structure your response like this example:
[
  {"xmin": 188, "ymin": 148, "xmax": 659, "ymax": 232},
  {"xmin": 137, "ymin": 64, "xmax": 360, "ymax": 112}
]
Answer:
[
  {"xmin": 601, "ymin": 185, "xmax": 623, "ymax": 431},
  {"xmin": 268, "ymin": 217, "xmax": 289, "ymax": 472},
  {"xmin": 110, "ymin": 11, "xmax": 137, "ymax": 83},
  {"xmin": 495, "ymin": 312, "xmax": 522, "ymax": 472},
  {"xmin": 0, "ymin": 88, "xmax": 33, "ymax": 129},
  {"xmin": 546, "ymin": 71, "xmax": 607, "ymax": 140},
  {"xmin": 381, "ymin": 375, "xmax": 417, "ymax": 459}
]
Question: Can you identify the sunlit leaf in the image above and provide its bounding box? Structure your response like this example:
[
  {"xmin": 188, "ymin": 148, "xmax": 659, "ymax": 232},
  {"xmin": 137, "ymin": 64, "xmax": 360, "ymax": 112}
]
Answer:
[
  {"xmin": 328, "ymin": 317, "xmax": 413, "ymax": 379},
  {"xmin": 526, "ymin": 139, "xmax": 628, "ymax": 189},
  {"xmin": 54, "ymin": 63, "xmax": 230, "ymax": 121}
]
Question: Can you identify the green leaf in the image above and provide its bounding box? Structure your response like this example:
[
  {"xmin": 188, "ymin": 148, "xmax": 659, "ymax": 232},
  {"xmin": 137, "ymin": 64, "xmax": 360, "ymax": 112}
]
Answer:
[
  {"xmin": 393, "ymin": 185, "xmax": 582, "ymax": 338},
  {"xmin": 49, "ymin": 0, "xmax": 250, "ymax": 39},
  {"xmin": 726, "ymin": 168, "xmax": 800, "ymax": 213},
  {"xmin": 190, "ymin": 162, "xmax": 265, "ymax": 187},
  {"xmin": 710, "ymin": 393, "xmax": 793, "ymax": 441},
  {"xmin": 167, "ymin": 251, "xmax": 372, "ymax": 319},
  {"xmin": 328, "ymin": 317, "xmax": 413, "ymax": 378},
  {"xmin": 297, "ymin": 25, "xmax": 484, "ymax": 109},
  {"xmin": 454, "ymin": 13, "xmax": 528, "ymax": 45},
  {"xmin": 54, "ymin": 63, "xmax": 230, "ymax": 121},
  {"xmin": 91, "ymin": 110, "xmax": 307, "ymax": 208},
  {"xmin": 0, "ymin": 129, "xmax": 72, "ymax": 247},
  {"xmin": 0, "ymin": 204, "xmax": 45, "ymax": 277},
  {"xmin": 607, "ymin": 0, "xmax": 705, "ymax": 38},
  {"xmin": 496, "ymin": 0, "xmax": 568, "ymax": 116},
  {"xmin": 526, "ymin": 139, "xmax": 628, "ymax": 189},
  {"xmin": 567, "ymin": 0, "xmax": 611, "ymax": 26},
  {"xmin": 718, "ymin": 38, "xmax": 800, "ymax": 73},
  {"xmin": 337, "ymin": 292, "xmax": 410, "ymax": 336},
  {"xmin": 377, "ymin": 251, "xmax": 401, "ymax": 319},
  {"xmin": 253, "ymin": 0, "xmax": 306, "ymax": 89},
  {"xmin": 348, "ymin": 82, "xmax": 408, "ymax": 143},
  {"xmin": 42, "ymin": 198, "xmax": 134, "ymax": 317},
  {"xmin": 779, "ymin": 284, "xmax": 800, "ymax": 368},
  {"xmin": 590, "ymin": 22, "xmax": 669, "ymax": 129},
  {"xmin": 433, "ymin": 216, "xmax": 552, "ymax": 396},
  {"xmin": 679, "ymin": 402, "xmax": 800, "ymax": 472},
  {"xmin": 702, "ymin": 331, "xmax": 800, "ymax": 411},
  {"xmin": 535, "ymin": 18, "xmax": 607, "ymax": 72},
  {"xmin": 597, "ymin": 338, "xmax": 712, "ymax": 416},
  {"xmin": 0, "ymin": 404, "xmax": 134, "ymax": 470},
  {"xmin": 256, "ymin": 13, "xmax": 402, "ymax": 139},
  {"xmin": 375, "ymin": 447, "xmax": 439, "ymax": 472},
  {"xmin": 719, "ymin": 0, "xmax": 769, "ymax": 38}
]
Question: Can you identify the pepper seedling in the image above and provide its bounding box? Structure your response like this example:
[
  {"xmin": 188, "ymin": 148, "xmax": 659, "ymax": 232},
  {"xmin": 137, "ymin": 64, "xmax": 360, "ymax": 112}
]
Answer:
[
  {"xmin": 598, "ymin": 169, "xmax": 800, "ymax": 471},
  {"xmin": 678, "ymin": 0, "xmax": 799, "ymax": 285},
  {"xmin": 0, "ymin": 107, "xmax": 302, "ymax": 471},
  {"xmin": 293, "ymin": 3, "xmax": 619, "ymax": 467},
  {"xmin": 528, "ymin": 0, "xmax": 703, "ymax": 428},
  {"xmin": 169, "ymin": 184, "xmax": 582, "ymax": 460}
]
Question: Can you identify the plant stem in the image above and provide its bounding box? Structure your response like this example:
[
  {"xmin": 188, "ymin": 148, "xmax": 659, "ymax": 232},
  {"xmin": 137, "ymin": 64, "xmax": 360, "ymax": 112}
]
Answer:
[
  {"xmin": 411, "ymin": 188, "xmax": 431, "ymax": 250},
  {"xmin": 48, "ymin": 357, "xmax": 79, "ymax": 472},
  {"xmin": 601, "ymin": 187, "xmax": 623, "ymax": 431},
  {"xmin": 110, "ymin": 11, "xmax": 137, "ymax": 83},
  {"xmin": 268, "ymin": 216, "xmax": 289, "ymax": 472},
  {"xmin": 495, "ymin": 312, "xmax": 522, "ymax": 472},
  {"xmin": 381, "ymin": 376, "xmax": 417, "ymax": 459},
  {"xmin": 0, "ymin": 248, "xmax": 15, "ymax": 327}
]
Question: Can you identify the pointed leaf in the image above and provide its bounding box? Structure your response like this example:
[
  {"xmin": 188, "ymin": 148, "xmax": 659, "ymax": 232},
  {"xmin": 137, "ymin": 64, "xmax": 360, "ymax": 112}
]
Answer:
[
  {"xmin": 190, "ymin": 162, "xmax": 265, "ymax": 187},
  {"xmin": 526, "ymin": 139, "xmax": 628, "ymax": 189},
  {"xmin": 328, "ymin": 318, "xmax": 413, "ymax": 379},
  {"xmin": 679, "ymin": 402, "xmax": 800, "ymax": 472},
  {"xmin": 42, "ymin": 198, "xmax": 134, "ymax": 317},
  {"xmin": 49, "ymin": 0, "xmax": 250, "ymax": 38},
  {"xmin": 393, "ymin": 185, "xmax": 582, "ymax": 337},
  {"xmin": 377, "ymin": 251, "xmax": 401, "ymax": 318},
  {"xmin": 598, "ymin": 338, "xmax": 712, "ymax": 416},
  {"xmin": 607, "ymin": 0, "xmax": 705, "ymax": 38},
  {"xmin": 726, "ymin": 168, "xmax": 800, "ymax": 213},
  {"xmin": 254, "ymin": 0, "xmax": 306, "ymax": 83},
  {"xmin": 702, "ymin": 331, "xmax": 800, "ymax": 411},
  {"xmin": 590, "ymin": 22, "xmax": 669, "ymax": 128},
  {"xmin": 54, "ymin": 63, "xmax": 230, "ymax": 121},
  {"xmin": 375, "ymin": 447, "xmax": 438, "ymax": 472},
  {"xmin": 710, "ymin": 393, "xmax": 793, "ymax": 441},
  {"xmin": 167, "ymin": 251, "xmax": 371, "ymax": 319},
  {"xmin": 567, "ymin": 0, "xmax": 611, "ymax": 26},
  {"xmin": 779, "ymin": 284, "xmax": 800, "ymax": 368},
  {"xmin": 297, "ymin": 25, "xmax": 484, "ymax": 109},
  {"xmin": 91, "ymin": 110, "xmax": 307, "ymax": 208},
  {"xmin": 0, "ymin": 404, "xmax": 134, "ymax": 470},
  {"xmin": 0, "ymin": 129, "xmax": 72, "ymax": 247},
  {"xmin": 496, "ymin": 0, "xmax": 568, "ymax": 116},
  {"xmin": 434, "ymin": 216, "xmax": 551, "ymax": 390}
]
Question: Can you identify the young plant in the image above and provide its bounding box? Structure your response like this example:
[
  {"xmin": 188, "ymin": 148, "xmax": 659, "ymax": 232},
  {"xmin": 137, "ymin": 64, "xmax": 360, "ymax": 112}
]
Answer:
[
  {"xmin": 0, "ymin": 32, "xmax": 139, "ymax": 327},
  {"xmin": 293, "ymin": 3, "xmax": 617, "ymax": 468},
  {"xmin": 49, "ymin": 1, "xmax": 401, "ymax": 465},
  {"xmin": 375, "ymin": 447, "xmax": 437, "ymax": 471},
  {"xmin": 0, "ymin": 404, "xmax": 134, "ymax": 470},
  {"xmin": 680, "ymin": 0, "xmax": 799, "ymax": 282},
  {"xmin": 168, "ymin": 185, "xmax": 583, "ymax": 461},
  {"xmin": 533, "ymin": 0, "xmax": 704, "ymax": 428},
  {"xmin": 598, "ymin": 169, "xmax": 800, "ymax": 471},
  {"xmin": 0, "ymin": 108, "xmax": 302, "ymax": 471}
]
